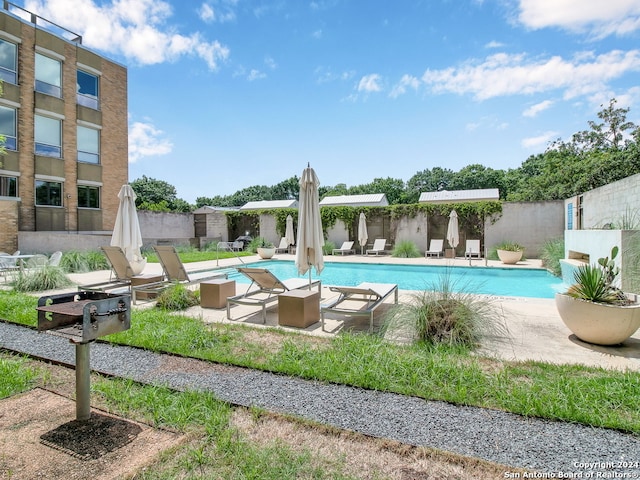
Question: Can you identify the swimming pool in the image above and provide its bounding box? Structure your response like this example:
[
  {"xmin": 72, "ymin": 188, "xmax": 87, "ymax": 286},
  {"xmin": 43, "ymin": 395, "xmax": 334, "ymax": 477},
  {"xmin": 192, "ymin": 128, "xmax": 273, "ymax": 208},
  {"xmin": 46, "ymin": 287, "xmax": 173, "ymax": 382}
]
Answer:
[{"xmin": 226, "ymin": 260, "xmax": 565, "ymax": 299}]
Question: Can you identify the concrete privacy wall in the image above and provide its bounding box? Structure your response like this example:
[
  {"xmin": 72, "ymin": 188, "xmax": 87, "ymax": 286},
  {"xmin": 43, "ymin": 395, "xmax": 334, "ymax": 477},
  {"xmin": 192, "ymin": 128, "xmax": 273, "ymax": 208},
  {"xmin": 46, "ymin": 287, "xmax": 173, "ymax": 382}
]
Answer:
[
  {"xmin": 17, "ymin": 201, "xmax": 564, "ymax": 258},
  {"xmin": 137, "ymin": 211, "xmax": 194, "ymax": 241},
  {"xmin": 18, "ymin": 231, "xmax": 113, "ymax": 254},
  {"xmin": 484, "ymin": 201, "xmax": 565, "ymax": 258},
  {"xmin": 564, "ymin": 173, "xmax": 640, "ymax": 230}
]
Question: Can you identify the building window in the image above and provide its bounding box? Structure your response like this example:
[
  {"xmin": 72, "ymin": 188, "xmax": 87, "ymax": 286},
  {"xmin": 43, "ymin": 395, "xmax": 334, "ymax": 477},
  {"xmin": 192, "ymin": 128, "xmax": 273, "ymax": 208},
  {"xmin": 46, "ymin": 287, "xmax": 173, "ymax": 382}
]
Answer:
[
  {"xmin": 0, "ymin": 175, "xmax": 17, "ymax": 197},
  {"xmin": 78, "ymin": 185, "xmax": 99, "ymax": 208},
  {"xmin": 567, "ymin": 203, "xmax": 573, "ymax": 230},
  {"xmin": 35, "ymin": 53, "xmax": 62, "ymax": 97},
  {"xmin": 35, "ymin": 180, "xmax": 62, "ymax": 206},
  {"xmin": 35, "ymin": 114, "xmax": 62, "ymax": 157},
  {"xmin": 0, "ymin": 39, "xmax": 17, "ymax": 84},
  {"xmin": 77, "ymin": 125, "xmax": 99, "ymax": 163},
  {"xmin": 77, "ymin": 70, "xmax": 99, "ymax": 109},
  {"xmin": 0, "ymin": 105, "xmax": 17, "ymax": 150}
]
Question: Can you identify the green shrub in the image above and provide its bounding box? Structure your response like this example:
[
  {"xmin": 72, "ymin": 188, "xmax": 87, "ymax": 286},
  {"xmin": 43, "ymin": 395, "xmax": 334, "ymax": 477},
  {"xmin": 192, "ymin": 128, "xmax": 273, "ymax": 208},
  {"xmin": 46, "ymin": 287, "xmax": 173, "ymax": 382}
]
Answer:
[
  {"xmin": 13, "ymin": 266, "xmax": 74, "ymax": 292},
  {"xmin": 322, "ymin": 241, "xmax": 335, "ymax": 255},
  {"xmin": 382, "ymin": 270, "xmax": 506, "ymax": 347},
  {"xmin": 247, "ymin": 237, "xmax": 274, "ymax": 253},
  {"xmin": 391, "ymin": 240, "xmax": 421, "ymax": 258},
  {"xmin": 155, "ymin": 283, "xmax": 199, "ymax": 311},
  {"xmin": 540, "ymin": 238, "xmax": 564, "ymax": 277},
  {"xmin": 60, "ymin": 250, "xmax": 110, "ymax": 273}
]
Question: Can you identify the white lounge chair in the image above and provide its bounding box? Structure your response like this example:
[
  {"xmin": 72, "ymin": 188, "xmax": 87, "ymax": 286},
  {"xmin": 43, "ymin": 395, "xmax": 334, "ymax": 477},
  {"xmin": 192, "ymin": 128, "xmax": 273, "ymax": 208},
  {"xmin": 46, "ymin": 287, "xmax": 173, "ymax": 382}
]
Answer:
[
  {"xmin": 48, "ymin": 251, "xmax": 62, "ymax": 266},
  {"xmin": 365, "ymin": 239, "xmax": 388, "ymax": 256},
  {"xmin": 332, "ymin": 241, "xmax": 355, "ymax": 255},
  {"xmin": 465, "ymin": 239, "xmax": 481, "ymax": 259},
  {"xmin": 425, "ymin": 239, "xmax": 444, "ymax": 258},
  {"xmin": 227, "ymin": 267, "xmax": 321, "ymax": 323},
  {"xmin": 275, "ymin": 237, "xmax": 290, "ymax": 253},
  {"xmin": 321, "ymin": 282, "xmax": 398, "ymax": 332}
]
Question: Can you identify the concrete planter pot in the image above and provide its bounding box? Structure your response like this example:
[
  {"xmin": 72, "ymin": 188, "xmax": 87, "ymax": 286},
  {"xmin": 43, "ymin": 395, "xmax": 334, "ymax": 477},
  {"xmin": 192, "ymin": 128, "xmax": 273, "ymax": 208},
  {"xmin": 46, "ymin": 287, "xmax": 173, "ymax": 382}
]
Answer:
[
  {"xmin": 497, "ymin": 249, "xmax": 523, "ymax": 264},
  {"xmin": 257, "ymin": 247, "xmax": 275, "ymax": 259},
  {"xmin": 555, "ymin": 293, "xmax": 640, "ymax": 345}
]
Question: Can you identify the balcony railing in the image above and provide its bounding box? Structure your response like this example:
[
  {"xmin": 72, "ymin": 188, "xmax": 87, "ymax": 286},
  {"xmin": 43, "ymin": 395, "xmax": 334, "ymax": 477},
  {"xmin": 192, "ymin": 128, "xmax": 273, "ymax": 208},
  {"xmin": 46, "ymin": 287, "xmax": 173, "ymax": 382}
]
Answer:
[{"xmin": 2, "ymin": 1, "xmax": 82, "ymax": 44}]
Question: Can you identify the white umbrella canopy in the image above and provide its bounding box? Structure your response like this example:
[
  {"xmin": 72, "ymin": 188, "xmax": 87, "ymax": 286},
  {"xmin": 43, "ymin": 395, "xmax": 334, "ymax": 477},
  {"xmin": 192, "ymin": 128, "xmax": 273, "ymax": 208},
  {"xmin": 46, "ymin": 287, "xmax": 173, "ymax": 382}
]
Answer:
[
  {"xmin": 111, "ymin": 184, "xmax": 146, "ymax": 275},
  {"xmin": 285, "ymin": 214, "xmax": 295, "ymax": 249},
  {"xmin": 357, "ymin": 212, "xmax": 368, "ymax": 255},
  {"xmin": 295, "ymin": 164, "xmax": 324, "ymax": 285},
  {"xmin": 446, "ymin": 209, "xmax": 460, "ymax": 251}
]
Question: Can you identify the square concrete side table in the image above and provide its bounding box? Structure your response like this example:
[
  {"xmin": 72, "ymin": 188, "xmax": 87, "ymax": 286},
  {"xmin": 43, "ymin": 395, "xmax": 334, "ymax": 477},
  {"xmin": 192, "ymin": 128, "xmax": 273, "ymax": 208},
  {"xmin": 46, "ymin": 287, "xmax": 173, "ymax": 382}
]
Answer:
[
  {"xmin": 130, "ymin": 274, "xmax": 164, "ymax": 300},
  {"xmin": 278, "ymin": 290, "xmax": 320, "ymax": 328},
  {"xmin": 200, "ymin": 279, "xmax": 236, "ymax": 309}
]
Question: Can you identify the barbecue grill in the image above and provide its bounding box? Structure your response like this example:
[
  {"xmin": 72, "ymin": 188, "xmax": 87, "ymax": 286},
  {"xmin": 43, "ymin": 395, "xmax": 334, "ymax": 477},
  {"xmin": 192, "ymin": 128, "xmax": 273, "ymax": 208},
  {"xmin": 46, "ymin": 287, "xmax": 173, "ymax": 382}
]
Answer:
[{"xmin": 37, "ymin": 291, "xmax": 131, "ymax": 420}]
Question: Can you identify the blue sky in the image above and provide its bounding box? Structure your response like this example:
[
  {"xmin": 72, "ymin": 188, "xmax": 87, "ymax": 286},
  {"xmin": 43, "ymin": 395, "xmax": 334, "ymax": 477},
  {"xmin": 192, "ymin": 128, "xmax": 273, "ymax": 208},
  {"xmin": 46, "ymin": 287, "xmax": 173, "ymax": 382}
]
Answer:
[{"xmin": 23, "ymin": 0, "xmax": 640, "ymax": 203}]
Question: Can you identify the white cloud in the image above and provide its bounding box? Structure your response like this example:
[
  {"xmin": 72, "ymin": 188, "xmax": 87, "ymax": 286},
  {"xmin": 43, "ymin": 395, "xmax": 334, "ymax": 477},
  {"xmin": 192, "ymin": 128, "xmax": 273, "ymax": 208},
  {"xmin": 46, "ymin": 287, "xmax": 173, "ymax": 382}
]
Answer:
[
  {"xmin": 312, "ymin": 29, "xmax": 323, "ymax": 39},
  {"xmin": 389, "ymin": 74, "xmax": 420, "ymax": 98},
  {"xmin": 247, "ymin": 69, "xmax": 266, "ymax": 81},
  {"xmin": 485, "ymin": 40, "xmax": 505, "ymax": 49},
  {"xmin": 357, "ymin": 74, "xmax": 382, "ymax": 93},
  {"xmin": 518, "ymin": 0, "xmax": 640, "ymax": 38},
  {"xmin": 523, "ymin": 100, "xmax": 554, "ymax": 117},
  {"xmin": 521, "ymin": 131, "xmax": 558, "ymax": 149},
  {"xmin": 314, "ymin": 67, "xmax": 355, "ymax": 84},
  {"xmin": 421, "ymin": 50, "xmax": 640, "ymax": 100},
  {"xmin": 264, "ymin": 56, "xmax": 277, "ymax": 70},
  {"xmin": 198, "ymin": 3, "xmax": 214, "ymax": 22},
  {"xmin": 128, "ymin": 121, "xmax": 173, "ymax": 163},
  {"xmin": 25, "ymin": 0, "xmax": 230, "ymax": 70}
]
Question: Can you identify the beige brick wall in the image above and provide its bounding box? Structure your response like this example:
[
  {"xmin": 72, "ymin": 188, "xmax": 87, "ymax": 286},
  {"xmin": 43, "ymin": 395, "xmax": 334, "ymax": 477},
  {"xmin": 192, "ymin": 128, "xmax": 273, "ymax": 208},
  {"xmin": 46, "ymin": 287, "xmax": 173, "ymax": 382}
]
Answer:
[
  {"xmin": 0, "ymin": 200, "xmax": 19, "ymax": 252},
  {"xmin": 2, "ymin": 10, "xmax": 128, "ymax": 236}
]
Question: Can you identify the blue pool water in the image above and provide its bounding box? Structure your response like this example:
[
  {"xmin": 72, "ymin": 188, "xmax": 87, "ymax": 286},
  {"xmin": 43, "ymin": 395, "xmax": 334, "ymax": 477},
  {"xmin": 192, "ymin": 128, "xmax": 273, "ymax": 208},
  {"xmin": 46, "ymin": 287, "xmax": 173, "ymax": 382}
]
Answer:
[{"xmin": 226, "ymin": 260, "xmax": 565, "ymax": 299}]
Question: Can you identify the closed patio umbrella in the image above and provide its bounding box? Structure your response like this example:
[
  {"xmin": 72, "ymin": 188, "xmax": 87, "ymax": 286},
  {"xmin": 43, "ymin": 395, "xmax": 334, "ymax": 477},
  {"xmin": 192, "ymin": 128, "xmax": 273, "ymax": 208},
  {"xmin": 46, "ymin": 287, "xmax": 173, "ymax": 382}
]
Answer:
[
  {"xmin": 111, "ymin": 184, "xmax": 146, "ymax": 275},
  {"xmin": 446, "ymin": 209, "xmax": 459, "ymax": 256},
  {"xmin": 295, "ymin": 164, "xmax": 324, "ymax": 287},
  {"xmin": 357, "ymin": 212, "xmax": 368, "ymax": 255},
  {"xmin": 285, "ymin": 214, "xmax": 295, "ymax": 253}
]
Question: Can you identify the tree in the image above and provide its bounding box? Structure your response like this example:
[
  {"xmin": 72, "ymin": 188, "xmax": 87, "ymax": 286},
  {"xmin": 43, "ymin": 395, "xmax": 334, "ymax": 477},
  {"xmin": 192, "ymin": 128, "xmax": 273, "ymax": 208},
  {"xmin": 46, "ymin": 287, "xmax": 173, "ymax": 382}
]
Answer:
[
  {"xmin": 130, "ymin": 176, "xmax": 193, "ymax": 212},
  {"xmin": 569, "ymin": 98, "xmax": 637, "ymax": 152}
]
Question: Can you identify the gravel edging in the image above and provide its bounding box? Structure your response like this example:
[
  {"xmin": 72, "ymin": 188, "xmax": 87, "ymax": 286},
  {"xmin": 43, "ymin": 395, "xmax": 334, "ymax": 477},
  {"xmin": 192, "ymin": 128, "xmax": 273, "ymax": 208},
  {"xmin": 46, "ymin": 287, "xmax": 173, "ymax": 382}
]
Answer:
[{"xmin": 1, "ymin": 321, "xmax": 639, "ymax": 476}]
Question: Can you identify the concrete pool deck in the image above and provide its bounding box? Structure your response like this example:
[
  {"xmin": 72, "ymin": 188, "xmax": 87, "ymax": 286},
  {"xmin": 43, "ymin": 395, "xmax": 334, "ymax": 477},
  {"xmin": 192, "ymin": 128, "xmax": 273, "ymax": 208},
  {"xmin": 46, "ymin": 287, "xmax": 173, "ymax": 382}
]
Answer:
[{"xmin": 56, "ymin": 253, "xmax": 640, "ymax": 372}]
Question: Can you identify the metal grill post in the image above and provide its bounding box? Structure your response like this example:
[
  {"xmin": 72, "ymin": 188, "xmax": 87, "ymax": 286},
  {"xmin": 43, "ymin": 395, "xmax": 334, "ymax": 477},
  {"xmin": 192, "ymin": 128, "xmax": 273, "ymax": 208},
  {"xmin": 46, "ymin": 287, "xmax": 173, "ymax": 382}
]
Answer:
[{"xmin": 75, "ymin": 342, "xmax": 91, "ymax": 420}]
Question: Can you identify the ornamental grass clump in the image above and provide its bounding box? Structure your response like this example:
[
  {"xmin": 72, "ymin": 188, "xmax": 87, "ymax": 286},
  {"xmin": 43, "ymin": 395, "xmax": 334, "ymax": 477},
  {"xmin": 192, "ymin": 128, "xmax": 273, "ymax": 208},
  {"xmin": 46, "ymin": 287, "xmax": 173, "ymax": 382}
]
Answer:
[
  {"xmin": 382, "ymin": 270, "xmax": 507, "ymax": 348},
  {"xmin": 155, "ymin": 283, "xmax": 199, "ymax": 311},
  {"xmin": 391, "ymin": 240, "xmax": 421, "ymax": 258},
  {"xmin": 12, "ymin": 266, "xmax": 73, "ymax": 292}
]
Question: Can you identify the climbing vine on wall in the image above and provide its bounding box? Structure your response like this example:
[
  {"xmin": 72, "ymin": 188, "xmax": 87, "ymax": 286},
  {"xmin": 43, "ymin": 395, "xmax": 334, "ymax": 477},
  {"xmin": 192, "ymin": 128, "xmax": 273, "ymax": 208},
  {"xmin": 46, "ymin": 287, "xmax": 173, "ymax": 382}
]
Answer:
[{"xmin": 224, "ymin": 202, "xmax": 502, "ymax": 239}]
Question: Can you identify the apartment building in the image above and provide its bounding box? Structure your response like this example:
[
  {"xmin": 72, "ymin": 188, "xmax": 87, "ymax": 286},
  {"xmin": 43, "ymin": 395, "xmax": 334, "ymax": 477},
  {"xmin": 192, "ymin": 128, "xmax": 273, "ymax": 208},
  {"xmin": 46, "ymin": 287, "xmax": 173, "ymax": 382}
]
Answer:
[{"xmin": 0, "ymin": 3, "xmax": 127, "ymax": 252}]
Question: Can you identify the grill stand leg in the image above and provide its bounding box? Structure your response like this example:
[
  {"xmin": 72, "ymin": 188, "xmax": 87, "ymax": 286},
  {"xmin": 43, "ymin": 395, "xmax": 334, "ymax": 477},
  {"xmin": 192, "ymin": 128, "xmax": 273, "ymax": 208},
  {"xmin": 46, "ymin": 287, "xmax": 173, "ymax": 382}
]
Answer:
[{"xmin": 75, "ymin": 342, "xmax": 91, "ymax": 421}]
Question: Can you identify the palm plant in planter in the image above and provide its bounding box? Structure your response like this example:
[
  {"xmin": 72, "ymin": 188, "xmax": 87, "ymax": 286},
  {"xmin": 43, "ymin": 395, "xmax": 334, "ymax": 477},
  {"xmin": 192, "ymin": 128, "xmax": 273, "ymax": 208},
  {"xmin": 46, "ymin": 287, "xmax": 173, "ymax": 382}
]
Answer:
[{"xmin": 555, "ymin": 246, "xmax": 640, "ymax": 345}]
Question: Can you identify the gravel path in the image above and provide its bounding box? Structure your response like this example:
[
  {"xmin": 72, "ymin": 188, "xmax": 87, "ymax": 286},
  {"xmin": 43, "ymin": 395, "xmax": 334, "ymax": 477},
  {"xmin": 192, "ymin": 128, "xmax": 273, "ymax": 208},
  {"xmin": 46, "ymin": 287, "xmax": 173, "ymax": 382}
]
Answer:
[{"xmin": 1, "ymin": 321, "xmax": 639, "ymax": 476}]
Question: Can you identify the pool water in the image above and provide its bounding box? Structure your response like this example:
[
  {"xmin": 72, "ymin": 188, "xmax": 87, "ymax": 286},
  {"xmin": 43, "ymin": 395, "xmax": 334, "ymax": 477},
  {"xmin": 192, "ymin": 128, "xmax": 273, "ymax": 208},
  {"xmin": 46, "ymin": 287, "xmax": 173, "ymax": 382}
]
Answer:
[{"xmin": 226, "ymin": 260, "xmax": 565, "ymax": 299}]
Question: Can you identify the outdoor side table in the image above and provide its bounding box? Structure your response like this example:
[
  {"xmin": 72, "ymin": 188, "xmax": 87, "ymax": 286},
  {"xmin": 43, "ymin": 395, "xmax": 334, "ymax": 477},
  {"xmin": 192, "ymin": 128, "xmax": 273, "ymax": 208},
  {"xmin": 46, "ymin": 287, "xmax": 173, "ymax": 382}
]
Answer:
[
  {"xmin": 130, "ymin": 274, "xmax": 164, "ymax": 299},
  {"xmin": 278, "ymin": 289, "xmax": 320, "ymax": 328},
  {"xmin": 201, "ymin": 278, "xmax": 236, "ymax": 309}
]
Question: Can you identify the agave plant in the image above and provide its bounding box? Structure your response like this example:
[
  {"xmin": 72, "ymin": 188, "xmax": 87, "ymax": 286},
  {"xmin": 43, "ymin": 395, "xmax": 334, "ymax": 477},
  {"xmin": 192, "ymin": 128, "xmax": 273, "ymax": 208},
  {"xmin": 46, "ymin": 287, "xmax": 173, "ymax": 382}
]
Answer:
[{"xmin": 567, "ymin": 247, "xmax": 628, "ymax": 305}]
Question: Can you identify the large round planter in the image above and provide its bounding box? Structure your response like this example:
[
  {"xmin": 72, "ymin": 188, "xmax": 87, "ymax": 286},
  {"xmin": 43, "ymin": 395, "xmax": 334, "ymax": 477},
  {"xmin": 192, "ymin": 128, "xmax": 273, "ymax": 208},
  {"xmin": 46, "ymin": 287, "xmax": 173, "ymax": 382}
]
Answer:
[
  {"xmin": 555, "ymin": 293, "xmax": 640, "ymax": 345},
  {"xmin": 497, "ymin": 249, "xmax": 523, "ymax": 264},
  {"xmin": 257, "ymin": 247, "xmax": 275, "ymax": 259}
]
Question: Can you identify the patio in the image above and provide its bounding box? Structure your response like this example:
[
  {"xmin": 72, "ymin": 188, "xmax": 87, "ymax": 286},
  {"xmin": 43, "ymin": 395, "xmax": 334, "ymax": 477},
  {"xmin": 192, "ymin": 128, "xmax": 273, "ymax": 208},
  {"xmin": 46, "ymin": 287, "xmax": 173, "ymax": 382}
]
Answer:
[{"xmin": 59, "ymin": 252, "xmax": 640, "ymax": 372}]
